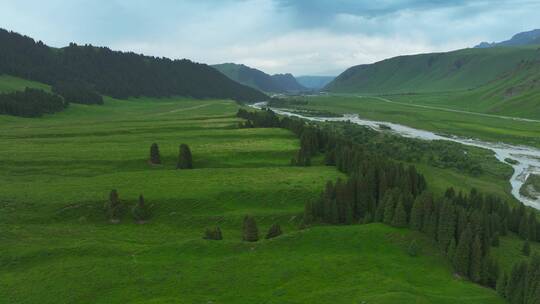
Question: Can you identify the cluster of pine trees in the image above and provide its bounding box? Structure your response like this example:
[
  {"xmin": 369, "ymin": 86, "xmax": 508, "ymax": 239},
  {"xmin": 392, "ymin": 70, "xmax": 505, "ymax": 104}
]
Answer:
[
  {"xmin": 497, "ymin": 254, "xmax": 540, "ymax": 303},
  {"xmin": 304, "ymin": 160, "xmax": 425, "ymax": 226},
  {"xmin": 237, "ymin": 107, "xmax": 539, "ymax": 301},
  {"xmin": 148, "ymin": 143, "xmax": 193, "ymax": 169},
  {"xmin": 104, "ymin": 190, "xmax": 151, "ymax": 223},
  {"xmin": 0, "ymin": 88, "xmax": 67, "ymax": 117},
  {"xmin": 0, "ymin": 29, "xmax": 266, "ymax": 102},
  {"xmin": 203, "ymin": 217, "xmax": 282, "ymax": 241}
]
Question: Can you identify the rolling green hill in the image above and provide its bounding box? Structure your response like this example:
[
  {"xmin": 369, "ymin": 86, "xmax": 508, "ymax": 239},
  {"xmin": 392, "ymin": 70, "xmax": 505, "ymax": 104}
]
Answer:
[
  {"xmin": 326, "ymin": 46, "xmax": 540, "ymax": 95},
  {"xmin": 213, "ymin": 63, "xmax": 306, "ymax": 93}
]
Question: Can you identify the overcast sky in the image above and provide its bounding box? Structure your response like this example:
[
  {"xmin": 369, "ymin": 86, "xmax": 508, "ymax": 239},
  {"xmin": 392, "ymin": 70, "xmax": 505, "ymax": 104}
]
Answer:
[{"xmin": 1, "ymin": 0, "xmax": 539, "ymax": 76}]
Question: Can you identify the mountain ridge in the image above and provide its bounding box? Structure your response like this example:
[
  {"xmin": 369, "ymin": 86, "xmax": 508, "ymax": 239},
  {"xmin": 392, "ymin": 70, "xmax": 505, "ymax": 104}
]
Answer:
[
  {"xmin": 212, "ymin": 63, "xmax": 307, "ymax": 93},
  {"xmin": 475, "ymin": 29, "xmax": 540, "ymax": 48}
]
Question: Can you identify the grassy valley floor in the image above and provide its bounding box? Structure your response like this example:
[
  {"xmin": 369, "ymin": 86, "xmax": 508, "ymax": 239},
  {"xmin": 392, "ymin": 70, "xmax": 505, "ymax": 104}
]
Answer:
[
  {"xmin": 288, "ymin": 94, "xmax": 540, "ymax": 148},
  {"xmin": 0, "ymin": 97, "xmax": 509, "ymax": 303}
]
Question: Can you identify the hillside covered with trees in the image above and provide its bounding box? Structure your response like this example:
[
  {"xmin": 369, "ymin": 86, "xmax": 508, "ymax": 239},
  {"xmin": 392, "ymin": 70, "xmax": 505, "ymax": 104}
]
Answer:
[{"xmin": 0, "ymin": 29, "xmax": 266, "ymax": 102}]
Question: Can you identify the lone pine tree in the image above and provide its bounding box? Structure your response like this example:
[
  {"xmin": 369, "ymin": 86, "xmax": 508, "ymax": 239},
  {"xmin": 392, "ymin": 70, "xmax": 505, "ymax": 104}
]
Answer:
[
  {"xmin": 149, "ymin": 143, "xmax": 161, "ymax": 164},
  {"xmin": 132, "ymin": 194, "xmax": 151, "ymax": 223},
  {"xmin": 242, "ymin": 215, "xmax": 259, "ymax": 242},
  {"xmin": 177, "ymin": 144, "xmax": 193, "ymax": 169},
  {"xmin": 105, "ymin": 189, "xmax": 123, "ymax": 222}
]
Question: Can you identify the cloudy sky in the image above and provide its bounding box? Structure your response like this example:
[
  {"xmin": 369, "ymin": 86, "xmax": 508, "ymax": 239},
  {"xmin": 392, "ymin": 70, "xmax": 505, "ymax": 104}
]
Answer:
[{"xmin": 1, "ymin": 0, "xmax": 539, "ymax": 75}]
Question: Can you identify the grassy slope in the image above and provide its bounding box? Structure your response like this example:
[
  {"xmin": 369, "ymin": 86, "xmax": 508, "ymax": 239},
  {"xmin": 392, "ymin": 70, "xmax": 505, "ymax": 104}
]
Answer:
[
  {"xmin": 0, "ymin": 96, "xmax": 505, "ymax": 303},
  {"xmin": 326, "ymin": 46, "xmax": 540, "ymax": 94},
  {"xmin": 0, "ymin": 74, "xmax": 51, "ymax": 93},
  {"xmin": 387, "ymin": 60, "xmax": 540, "ymax": 120},
  {"xmin": 295, "ymin": 95, "xmax": 540, "ymax": 148}
]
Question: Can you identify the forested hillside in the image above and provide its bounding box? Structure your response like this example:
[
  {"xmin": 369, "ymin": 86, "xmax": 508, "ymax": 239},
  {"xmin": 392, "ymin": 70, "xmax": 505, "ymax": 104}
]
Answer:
[{"xmin": 0, "ymin": 29, "xmax": 266, "ymax": 102}]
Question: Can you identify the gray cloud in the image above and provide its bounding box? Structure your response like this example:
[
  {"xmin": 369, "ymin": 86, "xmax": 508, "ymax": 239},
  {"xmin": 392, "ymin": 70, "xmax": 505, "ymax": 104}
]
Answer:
[{"xmin": 0, "ymin": 0, "xmax": 539, "ymax": 75}]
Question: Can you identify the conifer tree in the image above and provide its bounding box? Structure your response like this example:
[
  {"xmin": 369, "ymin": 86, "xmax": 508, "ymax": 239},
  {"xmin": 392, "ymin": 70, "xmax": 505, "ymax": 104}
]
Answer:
[
  {"xmin": 454, "ymin": 225, "xmax": 473, "ymax": 276},
  {"xmin": 204, "ymin": 227, "xmax": 223, "ymax": 240},
  {"xmin": 105, "ymin": 189, "xmax": 123, "ymax": 222},
  {"xmin": 506, "ymin": 261, "xmax": 527, "ymax": 304},
  {"xmin": 526, "ymin": 254, "xmax": 540, "ymax": 303},
  {"xmin": 383, "ymin": 192, "xmax": 395, "ymax": 225},
  {"xmin": 523, "ymin": 240, "xmax": 531, "ymax": 256},
  {"xmin": 519, "ymin": 215, "xmax": 530, "ymax": 240},
  {"xmin": 496, "ymin": 272, "xmax": 508, "ymax": 298},
  {"xmin": 470, "ymin": 235, "xmax": 483, "ymax": 282},
  {"xmin": 437, "ymin": 199, "xmax": 456, "ymax": 253},
  {"xmin": 491, "ymin": 232, "xmax": 500, "ymax": 247},
  {"xmin": 177, "ymin": 144, "xmax": 193, "ymax": 169},
  {"xmin": 265, "ymin": 223, "xmax": 283, "ymax": 239},
  {"xmin": 303, "ymin": 201, "xmax": 315, "ymax": 224},
  {"xmin": 132, "ymin": 194, "xmax": 151, "ymax": 223},
  {"xmin": 409, "ymin": 195, "xmax": 424, "ymax": 230},
  {"xmin": 149, "ymin": 143, "xmax": 161, "ymax": 164},
  {"xmin": 392, "ymin": 199, "xmax": 408, "ymax": 227},
  {"xmin": 407, "ymin": 239, "xmax": 419, "ymax": 257},
  {"xmin": 447, "ymin": 238, "xmax": 457, "ymax": 261},
  {"xmin": 242, "ymin": 215, "xmax": 259, "ymax": 242}
]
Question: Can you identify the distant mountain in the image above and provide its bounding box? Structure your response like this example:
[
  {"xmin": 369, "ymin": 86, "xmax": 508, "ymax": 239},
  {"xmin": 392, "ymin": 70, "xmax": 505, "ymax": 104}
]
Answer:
[
  {"xmin": 326, "ymin": 46, "xmax": 540, "ymax": 94},
  {"xmin": 0, "ymin": 28, "xmax": 266, "ymax": 102},
  {"xmin": 296, "ymin": 76, "xmax": 335, "ymax": 90},
  {"xmin": 475, "ymin": 29, "xmax": 540, "ymax": 48},
  {"xmin": 212, "ymin": 63, "xmax": 307, "ymax": 93},
  {"xmin": 270, "ymin": 73, "xmax": 306, "ymax": 92}
]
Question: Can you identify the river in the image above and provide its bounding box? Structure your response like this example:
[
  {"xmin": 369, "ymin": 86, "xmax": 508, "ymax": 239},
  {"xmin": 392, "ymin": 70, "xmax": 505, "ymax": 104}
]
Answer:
[{"xmin": 251, "ymin": 102, "xmax": 540, "ymax": 209}]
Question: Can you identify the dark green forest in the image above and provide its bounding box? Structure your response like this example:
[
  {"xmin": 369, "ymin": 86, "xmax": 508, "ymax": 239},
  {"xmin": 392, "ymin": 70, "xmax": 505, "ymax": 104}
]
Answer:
[
  {"xmin": 0, "ymin": 29, "xmax": 266, "ymax": 102},
  {"xmin": 0, "ymin": 88, "xmax": 67, "ymax": 117}
]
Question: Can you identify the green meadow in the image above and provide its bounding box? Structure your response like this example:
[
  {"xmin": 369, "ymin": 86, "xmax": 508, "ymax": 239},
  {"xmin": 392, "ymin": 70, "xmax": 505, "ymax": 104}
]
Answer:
[
  {"xmin": 0, "ymin": 95, "xmax": 511, "ymax": 303},
  {"xmin": 293, "ymin": 95, "xmax": 540, "ymax": 148}
]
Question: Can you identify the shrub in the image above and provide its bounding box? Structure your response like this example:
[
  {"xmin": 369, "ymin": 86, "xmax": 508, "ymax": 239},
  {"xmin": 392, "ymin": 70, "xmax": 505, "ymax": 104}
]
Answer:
[{"xmin": 265, "ymin": 223, "xmax": 283, "ymax": 239}]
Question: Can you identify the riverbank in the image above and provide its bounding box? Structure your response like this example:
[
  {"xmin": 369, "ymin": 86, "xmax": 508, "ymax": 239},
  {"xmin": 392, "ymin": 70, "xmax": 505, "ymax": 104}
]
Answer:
[{"xmin": 251, "ymin": 102, "xmax": 540, "ymax": 209}]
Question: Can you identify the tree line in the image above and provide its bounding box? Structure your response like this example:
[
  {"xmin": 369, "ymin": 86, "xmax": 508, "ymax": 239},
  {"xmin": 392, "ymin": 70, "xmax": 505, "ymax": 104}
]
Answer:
[
  {"xmin": 237, "ymin": 107, "xmax": 540, "ymax": 301},
  {"xmin": 0, "ymin": 88, "xmax": 67, "ymax": 117},
  {"xmin": 0, "ymin": 28, "xmax": 266, "ymax": 102},
  {"xmin": 52, "ymin": 80, "xmax": 103, "ymax": 105},
  {"xmin": 204, "ymin": 216, "xmax": 283, "ymax": 241}
]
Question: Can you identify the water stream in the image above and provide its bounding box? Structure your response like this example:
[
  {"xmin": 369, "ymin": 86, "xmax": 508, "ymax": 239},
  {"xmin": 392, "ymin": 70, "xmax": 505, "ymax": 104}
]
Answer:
[{"xmin": 251, "ymin": 102, "xmax": 540, "ymax": 209}]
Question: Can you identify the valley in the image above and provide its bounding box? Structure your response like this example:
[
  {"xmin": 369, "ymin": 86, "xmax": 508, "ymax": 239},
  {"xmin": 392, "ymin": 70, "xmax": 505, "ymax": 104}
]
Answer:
[{"xmin": 1, "ymin": 6, "xmax": 540, "ymax": 303}]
